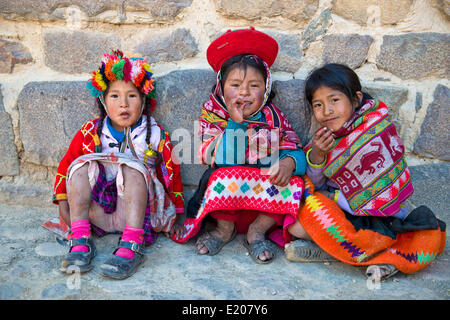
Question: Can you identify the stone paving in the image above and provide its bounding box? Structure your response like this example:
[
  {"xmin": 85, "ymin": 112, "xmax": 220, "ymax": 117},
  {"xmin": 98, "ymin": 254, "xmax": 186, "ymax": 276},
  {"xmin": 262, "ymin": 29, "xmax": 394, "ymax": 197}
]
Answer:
[{"xmin": 0, "ymin": 163, "xmax": 448, "ymax": 300}]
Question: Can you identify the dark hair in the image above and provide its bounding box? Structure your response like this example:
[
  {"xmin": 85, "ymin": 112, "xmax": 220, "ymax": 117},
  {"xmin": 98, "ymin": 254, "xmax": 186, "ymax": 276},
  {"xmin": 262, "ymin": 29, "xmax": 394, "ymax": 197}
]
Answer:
[
  {"xmin": 96, "ymin": 88, "xmax": 153, "ymax": 146},
  {"xmin": 304, "ymin": 63, "xmax": 363, "ymax": 112},
  {"xmin": 219, "ymin": 54, "xmax": 275, "ymax": 104}
]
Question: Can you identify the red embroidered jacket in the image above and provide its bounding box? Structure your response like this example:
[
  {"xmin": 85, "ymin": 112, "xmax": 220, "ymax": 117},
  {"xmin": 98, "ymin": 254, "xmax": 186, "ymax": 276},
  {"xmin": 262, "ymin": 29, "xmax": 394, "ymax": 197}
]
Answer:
[{"xmin": 53, "ymin": 118, "xmax": 185, "ymax": 214}]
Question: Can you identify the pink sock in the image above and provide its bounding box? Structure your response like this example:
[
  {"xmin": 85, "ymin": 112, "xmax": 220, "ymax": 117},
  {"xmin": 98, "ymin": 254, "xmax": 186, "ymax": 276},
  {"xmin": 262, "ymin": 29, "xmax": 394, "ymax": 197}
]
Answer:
[
  {"xmin": 115, "ymin": 225, "xmax": 144, "ymax": 259},
  {"xmin": 70, "ymin": 219, "xmax": 91, "ymax": 252}
]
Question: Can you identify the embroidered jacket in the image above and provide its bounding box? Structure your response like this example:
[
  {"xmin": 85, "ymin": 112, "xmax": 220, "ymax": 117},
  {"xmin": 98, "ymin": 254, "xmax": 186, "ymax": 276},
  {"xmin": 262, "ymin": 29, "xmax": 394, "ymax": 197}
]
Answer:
[{"xmin": 53, "ymin": 117, "xmax": 185, "ymax": 214}]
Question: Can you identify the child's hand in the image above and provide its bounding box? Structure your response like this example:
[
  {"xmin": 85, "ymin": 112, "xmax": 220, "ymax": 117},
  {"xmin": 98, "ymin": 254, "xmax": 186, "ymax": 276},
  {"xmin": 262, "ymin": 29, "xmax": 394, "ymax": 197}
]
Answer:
[
  {"xmin": 310, "ymin": 127, "xmax": 334, "ymax": 164},
  {"xmin": 228, "ymin": 97, "xmax": 245, "ymax": 123},
  {"xmin": 267, "ymin": 156, "xmax": 296, "ymax": 187}
]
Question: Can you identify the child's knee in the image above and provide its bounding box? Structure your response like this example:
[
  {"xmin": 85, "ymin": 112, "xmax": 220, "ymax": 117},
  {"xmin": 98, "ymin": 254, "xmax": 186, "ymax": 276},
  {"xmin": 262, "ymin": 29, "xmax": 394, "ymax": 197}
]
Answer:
[
  {"xmin": 121, "ymin": 165, "xmax": 145, "ymax": 180},
  {"xmin": 67, "ymin": 162, "xmax": 89, "ymax": 185},
  {"xmin": 120, "ymin": 165, "xmax": 148, "ymax": 196}
]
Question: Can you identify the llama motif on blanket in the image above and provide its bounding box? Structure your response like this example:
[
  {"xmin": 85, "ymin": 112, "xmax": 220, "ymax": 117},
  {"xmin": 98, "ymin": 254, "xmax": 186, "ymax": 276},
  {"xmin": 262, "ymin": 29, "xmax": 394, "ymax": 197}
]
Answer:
[
  {"xmin": 321, "ymin": 100, "xmax": 414, "ymax": 217},
  {"xmin": 172, "ymin": 166, "xmax": 305, "ymax": 243}
]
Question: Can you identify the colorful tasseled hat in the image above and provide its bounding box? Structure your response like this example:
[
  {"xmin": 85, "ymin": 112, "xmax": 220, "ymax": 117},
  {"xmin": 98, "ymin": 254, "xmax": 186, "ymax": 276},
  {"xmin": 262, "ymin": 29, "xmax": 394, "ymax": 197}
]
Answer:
[{"xmin": 86, "ymin": 49, "xmax": 155, "ymax": 98}]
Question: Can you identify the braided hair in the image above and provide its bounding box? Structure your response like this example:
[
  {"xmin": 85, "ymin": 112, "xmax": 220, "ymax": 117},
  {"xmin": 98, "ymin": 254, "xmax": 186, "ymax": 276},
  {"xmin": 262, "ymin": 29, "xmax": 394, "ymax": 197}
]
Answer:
[
  {"xmin": 95, "ymin": 97, "xmax": 106, "ymax": 138},
  {"xmin": 143, "ymin": 96, "xmax": 163, "ymax": 166}
]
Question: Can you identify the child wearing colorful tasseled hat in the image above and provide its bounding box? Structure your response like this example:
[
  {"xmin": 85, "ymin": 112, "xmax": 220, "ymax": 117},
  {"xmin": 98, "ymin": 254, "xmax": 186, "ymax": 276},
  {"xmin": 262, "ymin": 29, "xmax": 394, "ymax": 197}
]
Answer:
[
  {"xmin": 171, "ymin": 27, "xmax": 307, "ymax": 264},
  {"xmin": 50, "ymin": 50, "xmax": 185, "ymax": 279}
]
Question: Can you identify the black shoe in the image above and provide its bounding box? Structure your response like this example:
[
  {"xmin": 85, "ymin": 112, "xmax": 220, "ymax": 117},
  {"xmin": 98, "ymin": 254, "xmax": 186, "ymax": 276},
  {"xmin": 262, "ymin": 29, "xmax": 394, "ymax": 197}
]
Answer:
[{"xmin": 100, "ymin": 239, "xmax": 146, "ymax": 280}]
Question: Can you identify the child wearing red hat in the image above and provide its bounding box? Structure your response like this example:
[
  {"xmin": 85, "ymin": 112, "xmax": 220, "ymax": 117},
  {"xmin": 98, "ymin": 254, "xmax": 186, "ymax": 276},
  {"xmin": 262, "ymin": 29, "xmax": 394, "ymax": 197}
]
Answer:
[{"xmin": 171, "ymin": 28, "xmax": 307, "ymax": 264}]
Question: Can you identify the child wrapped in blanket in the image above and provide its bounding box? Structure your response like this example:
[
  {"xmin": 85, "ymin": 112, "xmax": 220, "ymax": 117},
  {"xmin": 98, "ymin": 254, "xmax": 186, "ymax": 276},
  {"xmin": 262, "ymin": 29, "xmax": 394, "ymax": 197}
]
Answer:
[{"xmin": 286, "ymin": 63, "xmax": 446, "ymax": 281}]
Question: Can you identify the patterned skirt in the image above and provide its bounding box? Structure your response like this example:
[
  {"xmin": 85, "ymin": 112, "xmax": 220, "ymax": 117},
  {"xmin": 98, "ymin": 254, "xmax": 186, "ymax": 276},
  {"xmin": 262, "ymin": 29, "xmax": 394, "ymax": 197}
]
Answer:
[{"xmin": 171, "ymin": 166, "xmax": 305, "ymax": 246}]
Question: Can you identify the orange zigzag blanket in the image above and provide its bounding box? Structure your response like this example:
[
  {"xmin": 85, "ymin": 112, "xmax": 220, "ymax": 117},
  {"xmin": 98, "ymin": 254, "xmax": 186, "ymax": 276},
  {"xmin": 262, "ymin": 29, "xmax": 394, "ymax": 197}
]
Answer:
[{"xmin": 298, "ymin": 177, "xmax": 446, "ymax": 274}]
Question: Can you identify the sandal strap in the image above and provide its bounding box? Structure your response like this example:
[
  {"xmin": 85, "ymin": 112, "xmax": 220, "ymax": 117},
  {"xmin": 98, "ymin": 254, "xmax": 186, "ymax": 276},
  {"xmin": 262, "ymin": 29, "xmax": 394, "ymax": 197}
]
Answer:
[
  {"xmin": 68, "ymin": 238, "xmax": 92, "ymax": 248},
  {"xmin": 117, "ymin": 240, "xmax": 146, "ymax": 255},
  {"xmin": 249, "ymin": 240, "xmax": 274, "ymax": 257}
]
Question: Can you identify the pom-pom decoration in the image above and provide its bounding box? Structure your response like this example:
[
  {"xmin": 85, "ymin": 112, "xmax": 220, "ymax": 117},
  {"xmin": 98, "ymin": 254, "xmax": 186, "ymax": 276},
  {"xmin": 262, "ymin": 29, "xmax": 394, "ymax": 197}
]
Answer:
[{"xmin": 86, "ymin": 50, "xmax": 156, "ymax": 98}]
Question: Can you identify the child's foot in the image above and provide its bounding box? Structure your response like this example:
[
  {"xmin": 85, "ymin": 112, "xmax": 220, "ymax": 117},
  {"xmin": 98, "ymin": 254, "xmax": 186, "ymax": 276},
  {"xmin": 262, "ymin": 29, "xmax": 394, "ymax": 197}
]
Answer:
[
  {"xmin": 246, "ymin": 216, "xmax": 276, "ymax": 262},
  {"xmin": 114, "ymin": 225, "xmax": 145, "ymax": 260},
  {"xmin": 60, "ymin": 237, "xmax": 97, "ymax": 274},
  {"xmin": 100, "ymin": 240, "xmax": 146, "ymax": 280},
  {"xmin": 366, "ymin": 264, "xmax": 399, "ymax": 282},
  {"xmin": 246, "ymin": 231, "xmax": 275, "ymax": 263},
  {"xmin": 196, "ymin": 221, "xmax": 236, "ymax": 255}
]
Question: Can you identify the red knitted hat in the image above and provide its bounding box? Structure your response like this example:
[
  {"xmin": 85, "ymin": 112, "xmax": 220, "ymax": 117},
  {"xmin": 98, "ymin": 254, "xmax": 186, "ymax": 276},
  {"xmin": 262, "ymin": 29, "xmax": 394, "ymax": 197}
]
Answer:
[{"xmin": 206, "ymin": 27, "xmax": 278, "ymax": 72}]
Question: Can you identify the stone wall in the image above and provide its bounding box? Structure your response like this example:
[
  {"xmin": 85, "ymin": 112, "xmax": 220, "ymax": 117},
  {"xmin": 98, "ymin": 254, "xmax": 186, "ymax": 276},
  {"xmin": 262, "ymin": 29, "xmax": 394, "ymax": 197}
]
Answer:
[{"xmin": 0, "ymin": 0, "xmax": 448, "ymax": 207}]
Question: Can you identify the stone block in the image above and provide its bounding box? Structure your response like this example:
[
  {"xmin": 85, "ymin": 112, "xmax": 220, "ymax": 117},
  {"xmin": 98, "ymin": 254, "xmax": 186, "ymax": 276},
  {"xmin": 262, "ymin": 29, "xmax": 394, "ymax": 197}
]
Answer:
[
  {"xmin": 152, "ymin": 69, "xmax": 217, "ymax": 185},
  {"xmin": 43, "ymin": 30, "xmax": 120, "ymax": 74},
  {"xmin": 322, "ymin": 34, "xmax": 374, "ymax": 69},
  {"xmin": 301, "ymin": 9, "xmax": 332, "ymax": 51},
  {"xmin": 0, "ymin": 113, "xmax": 19, "ymax": 176},
  {"xmin": 135, "ymin": 28, "xmax": 198, "ymax": 64},
  {"xmin": 377, "ymin": 33, "xmax": 450, "ymax": 80},
  {"xmin": 0, "ymin": 0, "xmax": 192, "ymax": 23},
  {"xmin": 272, "ymin": 79, "xmax": 311, "ymax": 146},
  {"xmin": 125, "ymin": 0, "xmax": 193, "ymax": 20},
  {"xmin": 0, "ymin": 182, "xmax": 53, "ymax": 207},
  {"xmin": 18, "ymin": 81, "xmax": 98, "ymax": 167},
  {"xmin": 362, "ymin": 82, "xmax": 409, "ymax": 131},
  {"xmin": 408, "ymin": 162, "xmax": 450, "ymax": 221},
  {"xmin": 431, "ymin": 0, "xmax": 450, "ymax": 20},
  {"xmin": 214, "ymin": 0, "xmax": 318, "ymax": 23},
  {"xmin": 0, "ymin": 88, "xmax": 19, "ymax": 176},
  {"xmin": 413, "ymin": 85, "xmax": 450, "ymax": 160},
  {"xmin": 266, "ymin": 31, "xmax": 302, "ymax": 73},
  {"xmin": 0, "ymin": 39, "xmax": 32, "ymax": 73},
  {"xmin": 332, "ymin": 0, "xmax": 414, "ymax": 25}
]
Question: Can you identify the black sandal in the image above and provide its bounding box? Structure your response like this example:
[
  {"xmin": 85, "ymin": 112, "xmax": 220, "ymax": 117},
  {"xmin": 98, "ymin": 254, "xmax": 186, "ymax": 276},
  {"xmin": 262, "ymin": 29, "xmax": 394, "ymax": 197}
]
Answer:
[
  {"xmin": 243, "ymin": 239, "xmax": 276, "ymax": 264},
  {"xmin": 99, "ymin": 239, "xmax": 146, "ymax": 280},
  {"xmin": 60, "ymin": 237, "xmax": 97, "ymax": 274},
  {"xmin": 196, "ymin": 227, "xmax": 237, "ymax": 256}
]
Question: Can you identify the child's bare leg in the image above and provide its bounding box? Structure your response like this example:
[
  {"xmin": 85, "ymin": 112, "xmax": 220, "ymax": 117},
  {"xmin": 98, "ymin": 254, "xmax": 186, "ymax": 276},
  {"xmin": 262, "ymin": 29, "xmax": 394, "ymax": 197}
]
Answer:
[
  {"xmin": 196, "ymin": 219, "xmax": 235, "ymax": 254},
  {"xmin": 67, "ymin": 163, "xmax": 91, "ymax": 223},
  {"xmin": 121, "ymin": 165, "xmax": 148, "ymax": 228},
  {"xmin": 65, "ymin": 163, "xmax": 93, "ymax": 253},
  {"xmin": 287, "ymin": 219, "xmax": 313, "ymax": 241},
  {"xmin": 247, "ymin": 215, "xmax": 277, "ymax": 261},
  {"xmin": 58, "ymin": 200, "xmax": 71, "ymax": 227},
  {"xmin": 108, "ymin": 165, "xmax": 148, "ymax": 261}
]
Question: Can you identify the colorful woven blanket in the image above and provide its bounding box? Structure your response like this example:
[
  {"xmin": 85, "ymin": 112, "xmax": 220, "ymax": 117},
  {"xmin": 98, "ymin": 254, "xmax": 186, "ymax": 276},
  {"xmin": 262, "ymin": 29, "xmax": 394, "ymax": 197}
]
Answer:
[
  {"xmin": 172, "ymin": 166, "xmax": 305, "ymax": 243},
  {"xmin": 319, "ymin": 99, "xmax": 414, "ymax": 217},
  {"xmin": 298, "ymin": 176, "xmax": 446, "ymax": 274}
]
